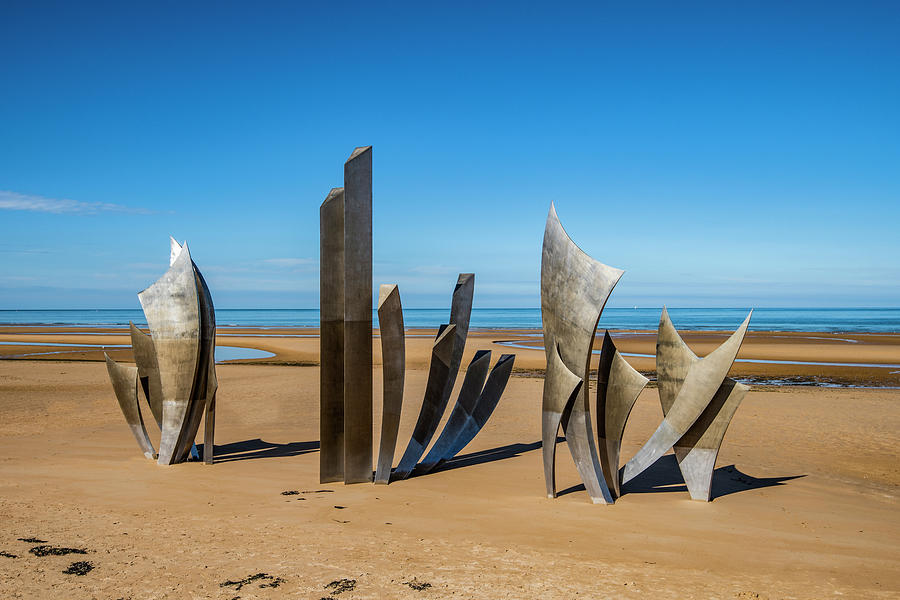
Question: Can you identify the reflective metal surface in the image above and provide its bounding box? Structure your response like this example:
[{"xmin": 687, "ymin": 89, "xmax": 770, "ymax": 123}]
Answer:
[
  {"xmin": 541, "ymin": 203, "xmax": 623, "ymax": 504},
  {"xmin": 420, "ymin": 353, "xmax": 515, "ymax": 472},
  {"xmin": 416, "ymin": 350, "xmax": 492, "ymax": 473},
  {"xmin": 104, "ymin": 353, "xmax": 156, "ymax": 459},
  {"xmin": 621, "ymin": 308, "xmax": 751, "ymax": 485},
  {"xmin": 596, "ymin": 331, "xmax": 648, "ymax": 497},
  {"xmin": 375, "ymin": 284, "xmax": 405, "ymax": 484},
  {"xmin": 392, "ymin": 323, "xmax": 457, "ymax": 480},
  {"xmin": 319, "ymin": 186, "xmax": 346, "ymax": 483},
  {"xmin": 137, "ymin": 244, "xmax": 201, "ymax": 466},
  {"xmin": 342, "ymin": 146, "xmax": 374, "ymax": 484}
]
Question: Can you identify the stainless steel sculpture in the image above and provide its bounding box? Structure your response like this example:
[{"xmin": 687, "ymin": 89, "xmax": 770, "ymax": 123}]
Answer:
[
  {"xmin": 418, "ymin": 352, "xmax": 516, "ymax": 473},
  {"xmin": 343, "ymin": 146, "xmax": 374, "ymax": 484},
  {"xmin": 439, "ymin": 274, "xmax": 475, "ymax": 419},
  {"xmin": 653, "ymin": 308, "xmax": 751, "ymax": 501},
  {"xmin": 138, "ymin": 242, "xmax": 201, "ymax": 465},
  {"xmin": 675, "ymin": 378, "xmax": 749, "ymax": 500},
  {"xmin": 393, "ymin": 273, "xmax": 474, "ymax": 480},
  {"xmin": 375, "ymin": 284, "xmax": 405, "ymax": 485},
  {"xmin": 392, "ymin": 323, "xmax": 457, "ymax": 480},
  {"xmin": 540, "ymin": 203, "xmax": 623, "ymax": 504},
  {"xmin": 596, "ymin": 331, "xmax": 648, "ymax": 498},
  {"xmin": 317, "ymin": 148, "xmax": 515, "ymax": 485},
  {"xmin": 621, "ymin": 308, "xmax": 751, "ymax": 487},
  {"xmin": 104, "ymin": 354, "xmax": 156, "ymax": 459},
  {"xmin": 319, "ymin": 147, "xmax": 374, "ymax": 484},
  {"xmin": 319, "ymin": 187, "xmax": 346, "ymax": 483},
  {"xmin": 416, "ymin": 350, "xmax": 491, "ymax": 473},
  {"xmin": 129, "ymin": 322, "xmax": 163, "ymax": 429},
  {"xmin": 105, "ymin": 238, "xmax": 217, "ymax": 466}
]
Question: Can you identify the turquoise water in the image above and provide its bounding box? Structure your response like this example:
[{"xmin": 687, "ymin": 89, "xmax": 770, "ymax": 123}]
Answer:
[{"xmin": 0, "ymin": 308, "xmax": 898, "ymax": 333}]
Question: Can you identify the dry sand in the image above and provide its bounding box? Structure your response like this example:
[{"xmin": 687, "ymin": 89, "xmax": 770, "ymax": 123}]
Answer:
[{"xmin": 0, "ymin": 328, "xmax": 898, "ymax": 598}]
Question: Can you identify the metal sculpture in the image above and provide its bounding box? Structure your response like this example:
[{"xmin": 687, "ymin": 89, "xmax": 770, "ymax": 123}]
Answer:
[
  {"xmin": 319, "ymin": 186, "xmax": 346, "ymax": 483},
  {"xmin": 439, "ymin": 274, "xmax": 474, "ymax": 420},
  {"xmin": 375, "ymin": 284, "xmax": 405, "ymax": 484},
  {"xmin": 596, "ymin": 331, "xmax": 648, "ymax": 498},
  {"xmin": 129, "ymin": 323, "xmax": 163, "ymax": 428},
  {"xmin": 104, "ymin": 238, "xmax": 217, "ymax": 465},
  {"xmin": 319, "ymin": 146, "xmax": 374, "ymax": 484},
  {"xmin": 393, "ymin": 273, "xmax": 474, "ymax": 480},
  {"xmin": 343, "ymin": 146, "xmax": 374, "ymax": 484},
  {"xmin": 540, "ymin": 203, "xmax": 623, "ymax": 504},
  {"xmin": 621, "ymin": 308, "xmax": 751, "ymax": 487},
  {"xmin": 392, "ymin": 323, "xmax": 457, "ymax": 480},
  {"xmin": 104, "ymin": 354, "xmax": 156, "ymax": 459},
  {"xmin": 418, "ymin": 352, "xmax": 516, "ymax": 473},
  {"xmin": 653, "ymin": 308, "xmax": 751, "ymax": 501},
  {"xmin": 317, "ymin": 148, "xmax": 516, "ymax": 485}
]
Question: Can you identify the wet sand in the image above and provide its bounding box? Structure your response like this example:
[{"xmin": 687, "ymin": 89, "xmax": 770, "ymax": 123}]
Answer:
[
  {"xmin": 2, "ymin": 326, "xmax": 899, "ymax": 387},
  {"xmin": 0, "ymin": 328, "xmax": 898, "ymax": 598}
]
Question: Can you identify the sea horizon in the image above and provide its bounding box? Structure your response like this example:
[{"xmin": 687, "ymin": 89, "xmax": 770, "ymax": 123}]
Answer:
[{"xmin": 1, "ymin": 307, "xmax": 898, "ymax": 333}]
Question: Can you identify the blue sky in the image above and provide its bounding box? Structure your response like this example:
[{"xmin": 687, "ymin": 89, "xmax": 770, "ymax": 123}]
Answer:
[{"xmin": 1, "ymin": 1, "xmax": 898, "ymax": 309}]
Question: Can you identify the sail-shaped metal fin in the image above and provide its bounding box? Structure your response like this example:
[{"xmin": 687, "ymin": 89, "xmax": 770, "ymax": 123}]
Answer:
[
  {"xmin": 417, "ymin": 350, "xmax": 492, "ymax": 474},
  {"xmin": 542, "ymin": 343, "xmax": 586, "ymax": 499},
  {"xmin": 129, "ymin": 322, "xmax": 163, "ymax": 429},
  {"xmin": 392, "ymin": 323, "xmax": 457, "ymax": 480},
  {"xmin": 596, "ymin": 331, "xmax": 648, "ymax": 497},
  {"xmin": 423, "ymin": 353, "xmax": 516, "ymax": 472},
  {"xmin": 675, "ymin": 377, "xmax": 749, "ymax": 501},
  {"xmin": 540, "ymin": 203, "xmax": 622, "ymax": 503},
  {"xmin": 173, "ymin": 259, "xmax": 217, "ymax": 463},
  {"xmin": 137, "ymin": 243, "xmax": 201, "ymax": 466},
  {"xmin": 621, "ymin": 309, "xmax": 752, "ymax": 485},
  {"xmin": 375, "ymin": 284, "xmax": 405, "ymax": 484},
  {"xmin": 105, "ymin": 353, "xmax": 156, "ymax": 459}
]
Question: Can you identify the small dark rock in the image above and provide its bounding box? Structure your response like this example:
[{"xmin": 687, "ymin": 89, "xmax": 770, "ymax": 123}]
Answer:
[
  {"xmin": 281, "ymin": 490, "xmax": 300, "ymax": 495},
  {"xmin": 63, "ymin": 561, "xmax": 94, "ymax": 576}
]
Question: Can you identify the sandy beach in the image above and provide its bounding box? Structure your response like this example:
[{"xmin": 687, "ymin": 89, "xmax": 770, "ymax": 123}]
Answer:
[{"xmin": 1, "ymin": 327, "xmax": 898, "ymax": 598}]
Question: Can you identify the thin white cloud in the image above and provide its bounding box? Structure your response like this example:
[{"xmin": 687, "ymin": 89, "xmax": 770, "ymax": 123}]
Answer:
[{"xmin": 0, "ymin": 190, "xmax": 153, "ymax": 215}]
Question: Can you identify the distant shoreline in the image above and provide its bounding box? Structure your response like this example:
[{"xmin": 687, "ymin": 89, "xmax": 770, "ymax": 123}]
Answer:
[{"xmin": 0, "ymin": 307, "xmax": 898, "ymax": 333}]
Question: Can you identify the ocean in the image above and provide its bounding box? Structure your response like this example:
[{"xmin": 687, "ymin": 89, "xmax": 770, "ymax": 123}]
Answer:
[{"xmin": 0, "ymin": 307, "xmax": 898, "ymax": 333}]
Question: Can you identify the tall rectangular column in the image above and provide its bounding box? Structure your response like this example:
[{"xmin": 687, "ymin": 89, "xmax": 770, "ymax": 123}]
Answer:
[
  {"xmin": 319, "ymin": 187, "xmax": 345, "ymax": 483},
  {"xmin": 342, "ymin": 146, "xmax": 373, "ymax": 483}
]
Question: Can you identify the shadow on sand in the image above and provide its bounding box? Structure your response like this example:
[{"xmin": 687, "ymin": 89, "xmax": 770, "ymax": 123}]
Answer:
[
  {"xmin": 489, "ymin": 446, "xmax": 805, "ymax": 502},
  {"xmin": 618, "ymin": 454, "xmax": 805, "ymax": 500},
  {"xmin": 414, "ymin": 437, "xmax": 566, "ymax": 476},
  {"xmin": 200, "ymin": 438, "xmax": 319, "ymax": 463}
]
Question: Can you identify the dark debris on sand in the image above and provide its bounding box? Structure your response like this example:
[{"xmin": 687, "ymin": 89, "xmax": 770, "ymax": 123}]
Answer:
[
  {"xmin": 63, "ymin": 561, "xmax": 94, "ymax": 576},
  {"xmin": 29, "ymin": 545, "xmax": 88, "ymax": 557},
  {"xmin": 281, "ymin": 490, "xmax": 300, "ymax": 495},
  {"xmin": 403, "ymin": 578, "xmax": 432, "ymax": 591},
  {"xmin": 0, "ymin": 551, "xmax": 17, "ymax": 559},
  {"xmin": 220, "ymin": 573, "xmax": 285, "ymax": 591},
  {"xmin": 324, "ymin": 578, "xmax": 356, "ymax": 594},
  {"xmin": 17, "ymin": 537, "xmax": 47, "ymax": 544}
]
